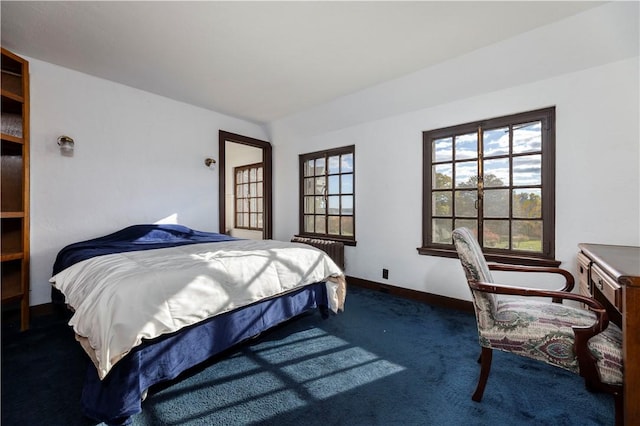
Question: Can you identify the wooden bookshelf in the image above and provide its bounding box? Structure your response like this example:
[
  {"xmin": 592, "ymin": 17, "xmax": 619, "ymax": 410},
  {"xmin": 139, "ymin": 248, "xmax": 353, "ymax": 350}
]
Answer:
[{"xmin": 1, "ymin": 47, "xmax": 30, "ymax": 330}]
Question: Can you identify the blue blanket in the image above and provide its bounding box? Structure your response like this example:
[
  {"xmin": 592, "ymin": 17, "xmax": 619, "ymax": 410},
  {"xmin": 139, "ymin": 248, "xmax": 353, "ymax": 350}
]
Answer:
[{"xmin": 51, "ymin": 224, "xmax": 238, "ymax": 303}]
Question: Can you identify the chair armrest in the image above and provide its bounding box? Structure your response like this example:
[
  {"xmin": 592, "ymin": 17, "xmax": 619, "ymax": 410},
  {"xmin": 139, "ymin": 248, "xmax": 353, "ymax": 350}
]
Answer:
[
  {"xmin": 470, "ymin": 279, "xmax": 610, "ymax": 382},
  {"xmin": 470, "ymin": 279, "xmax": 599, "ymax": 313},
  {"xmin": 488, "ymin": 264, "xmax": 575, "ymax": 300}
]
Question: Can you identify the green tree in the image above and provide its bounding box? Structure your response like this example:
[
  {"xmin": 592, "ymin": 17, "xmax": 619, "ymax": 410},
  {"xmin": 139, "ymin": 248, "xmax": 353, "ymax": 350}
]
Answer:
[
  {"xmin": 461, "ymin": 173, "xmax": 505, "ymax": 188},
  {"xmin": 435, "ymin": 172, "xmax": 452, "ymax": 189},
  {"xmin": 434, "ymin": 173, "xmax": 452, "ymax": 215},
  {"xmin": 513, "ymin": 192, "xmax": 541, "ymax": 218}
]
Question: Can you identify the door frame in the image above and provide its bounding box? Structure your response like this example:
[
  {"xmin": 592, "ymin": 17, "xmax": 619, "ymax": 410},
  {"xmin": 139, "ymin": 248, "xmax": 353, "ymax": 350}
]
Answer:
[{"xmin": 218, "ymin": 130, "xmax": 273, "ymax": 239}]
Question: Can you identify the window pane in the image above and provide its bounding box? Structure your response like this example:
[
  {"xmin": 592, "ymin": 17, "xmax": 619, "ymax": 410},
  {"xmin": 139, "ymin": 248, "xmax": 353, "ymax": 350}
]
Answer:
[
  {"xmin": 304, "ymin": 196, "xmax": 314, "ymax": 214},
  {"xmin": 341, "ymin": 195, "xmax": 353, "ymax": 215},
  {"xmin": 236, "ymin": 171, "xmax": 244, "ymax": 184},
  {"xmin": 484, "ymin": 220, "xmax": 509, "ymax": 249},
  {"xmin": 257, "ymin": 167, "xmax": 263, "ymax": 181},
  {"xmin": 249, "ymin": 168, "xmax": 256, "ymax": 180},
  {"xmin": 455, "ymin": 133, "xmax": 477, "ymax": 160},
  {"xmin": 340, "ymin": 174, "xmax": 353, "ymax": 194},
  {"xmin": 314, "ymin": 196, "xmax": 326, "ymax": 214},
  {"xmin": 513, "ymin": 121, "xmax": 542, "ymax": 154},
  {"xmin": 249, "ymin": 183, "xmax": 256, "ymax": 197},
  {"xmin": 257, "ymin": 198, "xmax": 263, "ymax": 212},
  {"xmin": 513, "ymin": 154, "xmax": 541, "ymax": 186},
  {"xmin": 513, "ymin": 188, "xmax": 541, "ymax": 218},
  {"xmin": 328, "ymin": 196, "xmax": 339, "ymax": 214},
  {"xmin": 304, "ymin": 159, "xmax": 314, "ymax": 177},
  {"xmin": 250, "ymin": 198, "xmax": 256, "ymax": 212},
  {"xmin": 236, "ymin": 199, "xmax": 243, "ymax": 212},
  {"xmin": 315, "ymin": 158, "xmax": 325, "ymax": 175},
  {"xmin": 455, "ymin": 219, "xmax": 477, "ymax": 234},
  {"xmin": 256, "ymin": 183, "xmax": 263, "ymax": 197},
  {"xmin": 328, "ymin": 155, "xmax": 340, "ymax": 174},
  {"xmin": 243, "ymin": 170, "xmax": 249, "ymax": 181},
  {"xmin": 432, "ymin": 218, "xmax": 452, "ymax": 244},
  {"xmin": 250, "ymin": 213, "xmax": 257, "ymax": 228},
  {"xmin": 433, "ymin": 137, "xmax": 453, "ymax": 162},
  {"xmin": 315, "ymin": 216, "xmax": 326, "ymax": 234},
  {"xmin": 455, "ymin": 190, "xmax": 477, "ymax": 217},
  {"xmin": 341, "ymin": 217, "xmax": 354, "ymax": 237},
  {"xmin": 432, "ymin": 191, "xmax": 452, "ymax": 216},
  {"xmin": 257, "ymin": 213, "xmax": 263, "ymax": 228},
  {"xmin": 304, "ymin": 178, "xmax": 314, "ymax": 195},
  {"xmin": 455, "ymin": 161, "xmax": 477, "ymax": 188},
  {"xmin": 236, "ymin": 213, "xmax": 243, "ymax": 227},
  {"xmin": 433, "ymin": 164, "xmax": 452, "ymax": 189},
  {"xmin": 483, "ymin": 158, "xmax": 509, "ymax": 187},
  {"xmin": 304, "ymin": 215, "xmax": 314, "ymax": 233},
  {"xmin": 328, "ymin": 216, "xmax": 340, "ymax": 235},
  {"xmin": 315, "ymin": 177, "xmax": 326, "ymax": 194},
  {"xmin": 483, "ymin": 189, "xmax": 509, "ymax": 218},
  {"xmin": 242, "ymin": 184, "xmax": 249, "ymax": 197},
  {"xmin": 341, "ymin": 174, "xmax": 353, "ymax": 193},
  {"xmin": 242, "ymin": 213, "xmax": 249, "ymax": 227},
  {"xmin": 328, "ymin": 175, "xmax": 340, "ymax": 194},
  {"xmin": 242, "ymin": 199, "xmax": 249, "ymax": 212},
  {"xmin": 513, "ymin": 220, "xmax": 543, "ymax": 252},
  {"xmin": 483, "ymin": 127, "xmax": 509, "ymax": 157},
  {"xmin": 341, "ymin": 153, "xmax": 353, "ymax": 173}
]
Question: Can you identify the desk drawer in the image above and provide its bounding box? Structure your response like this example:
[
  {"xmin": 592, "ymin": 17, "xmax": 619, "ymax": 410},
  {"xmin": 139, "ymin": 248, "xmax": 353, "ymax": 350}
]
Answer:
[
  {"xmin": 591, "ymin": 264, "xmax": 621, "ymax": 311},
  {"xmin": 577, "ymin": 252, "xmax": 591, "ymax": 297}
]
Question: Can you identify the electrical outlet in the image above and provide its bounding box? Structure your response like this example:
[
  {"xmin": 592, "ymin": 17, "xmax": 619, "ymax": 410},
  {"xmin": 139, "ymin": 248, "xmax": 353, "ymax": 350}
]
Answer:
[{"xmin": 382, "ymin": 268, "xmax": 389, "ymax": 279}]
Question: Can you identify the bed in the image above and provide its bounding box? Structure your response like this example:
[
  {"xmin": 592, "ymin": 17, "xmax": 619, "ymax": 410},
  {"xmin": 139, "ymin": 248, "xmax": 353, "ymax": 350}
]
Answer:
[{"xmin": 49, "ymin": 224, "xmax": 346, "ymax": 425}]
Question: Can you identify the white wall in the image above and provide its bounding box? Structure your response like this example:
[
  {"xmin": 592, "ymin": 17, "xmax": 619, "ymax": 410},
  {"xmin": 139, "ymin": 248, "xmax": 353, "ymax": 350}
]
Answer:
[
  {"xmin": 25, "ymin": 2, "xmax": 639, "ymax": 306},
  {"xmin": 28, "ymin": 58, "xmax": 268, "ymax": 305},
  {"xmin": 269, "ymin": 3, "xmax": 640, "ymax": 301}
]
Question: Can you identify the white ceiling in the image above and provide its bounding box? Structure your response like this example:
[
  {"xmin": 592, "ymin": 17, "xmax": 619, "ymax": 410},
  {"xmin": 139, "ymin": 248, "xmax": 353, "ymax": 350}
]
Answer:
[{"xmin": 1, "ymin": 1, "xmax": 603, "ymax": 125}]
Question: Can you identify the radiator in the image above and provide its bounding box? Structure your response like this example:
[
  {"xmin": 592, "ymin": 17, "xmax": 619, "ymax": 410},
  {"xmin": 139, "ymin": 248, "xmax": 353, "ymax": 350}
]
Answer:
[{"xmin": 291, "ymin": 236, "xmax": 345, "ymax": 271}]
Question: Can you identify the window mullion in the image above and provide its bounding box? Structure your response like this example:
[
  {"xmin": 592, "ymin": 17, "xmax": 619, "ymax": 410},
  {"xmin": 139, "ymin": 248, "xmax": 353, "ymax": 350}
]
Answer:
[
  {"xmin": 508, "ymin": 124, "xmax": 514, "ymax": 250},
  {"xmin": 324, "ymin": 154, "xmax": 329, "ymax": 233},
  {"xmin": 477, "ymin": 125, "xmax": 484, "ymax": 247}
]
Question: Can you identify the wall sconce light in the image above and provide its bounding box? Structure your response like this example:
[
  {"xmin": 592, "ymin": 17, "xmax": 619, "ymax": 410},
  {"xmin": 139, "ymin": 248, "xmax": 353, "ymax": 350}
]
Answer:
[
  {"xmin": 57, "ymin": 135, "xmax": 75, "ymax": 155},
  {"xmin": 204, "ymin": 158, "xmax": 216, "ymax": 170}
]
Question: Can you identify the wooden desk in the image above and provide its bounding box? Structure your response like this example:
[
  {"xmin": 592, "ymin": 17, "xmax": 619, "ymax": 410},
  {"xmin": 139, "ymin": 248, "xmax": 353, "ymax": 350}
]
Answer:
[{"xmin": 578, "ymin": 244, "xmax": 640, "ymax": 426}]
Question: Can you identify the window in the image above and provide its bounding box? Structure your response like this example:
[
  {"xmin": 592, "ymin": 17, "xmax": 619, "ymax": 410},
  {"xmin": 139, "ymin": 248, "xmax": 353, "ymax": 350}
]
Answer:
[
  {"xmin": 299, "ymin": 145, "xmax": 355, "ymax": 244},
  {"xmin": 419, "ymin": 107, "xmax": 558, "ymax": 266},
  {"xmin": 234, "ymin": 163, "xmax": 263, "ymax": 231}
]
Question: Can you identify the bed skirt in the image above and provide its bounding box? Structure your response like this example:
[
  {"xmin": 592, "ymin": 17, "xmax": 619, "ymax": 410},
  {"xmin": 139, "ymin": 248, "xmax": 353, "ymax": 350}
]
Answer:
[{"xmin": 81, "ymin": 282, "xmax": 330, "ymax": 425}]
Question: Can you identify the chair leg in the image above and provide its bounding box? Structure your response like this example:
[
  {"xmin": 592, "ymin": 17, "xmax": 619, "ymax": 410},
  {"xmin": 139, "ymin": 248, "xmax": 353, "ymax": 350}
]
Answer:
[
  {"xmin": 584, "ymin": 379, "xmax": 597, "ymax": 393},
  {"xmin": 472, "ymin": 347, "xmax": 492, "ymax": 402},
  {"xmin": 614, "ymin": 392, "xmax": 623, "ymax": 426}
]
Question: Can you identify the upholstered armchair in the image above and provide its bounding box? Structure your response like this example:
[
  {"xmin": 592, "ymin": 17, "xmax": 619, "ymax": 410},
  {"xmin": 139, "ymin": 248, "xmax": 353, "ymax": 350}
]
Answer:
[{"xmin": 452, "ymin": 227, "xmax": 623, "ymax": 425}]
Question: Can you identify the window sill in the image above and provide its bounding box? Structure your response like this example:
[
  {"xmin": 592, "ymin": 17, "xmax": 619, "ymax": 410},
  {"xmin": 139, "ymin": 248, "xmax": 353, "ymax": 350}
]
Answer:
[
  {"xmin": 416, "ymin": 246, "xmax": 560, "ymax": 267},
  {"xmin": 295, "ymin": 234, "xmax": 357, "ymax": 247}
]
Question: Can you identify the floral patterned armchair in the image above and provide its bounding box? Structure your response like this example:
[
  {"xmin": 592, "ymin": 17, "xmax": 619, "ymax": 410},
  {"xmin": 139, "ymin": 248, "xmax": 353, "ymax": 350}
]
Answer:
[{"xmin": 452, "ymin": 227, "xmax": 623, "ymax": 424}]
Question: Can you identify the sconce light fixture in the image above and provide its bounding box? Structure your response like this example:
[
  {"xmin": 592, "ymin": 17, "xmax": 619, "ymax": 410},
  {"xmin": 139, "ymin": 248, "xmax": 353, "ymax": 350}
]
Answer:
[
  {"xmin": 57, "ymin": 135, "xmax": 75, "ymax": 155},
  {"xmin": 204, "ymin": 158, "xmax": 216, "ymax": 169}
]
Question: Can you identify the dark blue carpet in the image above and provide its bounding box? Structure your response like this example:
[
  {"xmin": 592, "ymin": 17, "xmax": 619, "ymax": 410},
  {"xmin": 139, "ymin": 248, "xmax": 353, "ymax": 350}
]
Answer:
[{"xmin": 1, "ymin": 286, "xmax": 614, "ymax": 425}]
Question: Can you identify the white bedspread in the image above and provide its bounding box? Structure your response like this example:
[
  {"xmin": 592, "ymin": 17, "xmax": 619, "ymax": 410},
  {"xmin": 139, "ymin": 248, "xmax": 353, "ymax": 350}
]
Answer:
[{"xmin": 50, "ymin": 239, "xmax": 345, "ymax": 379}]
